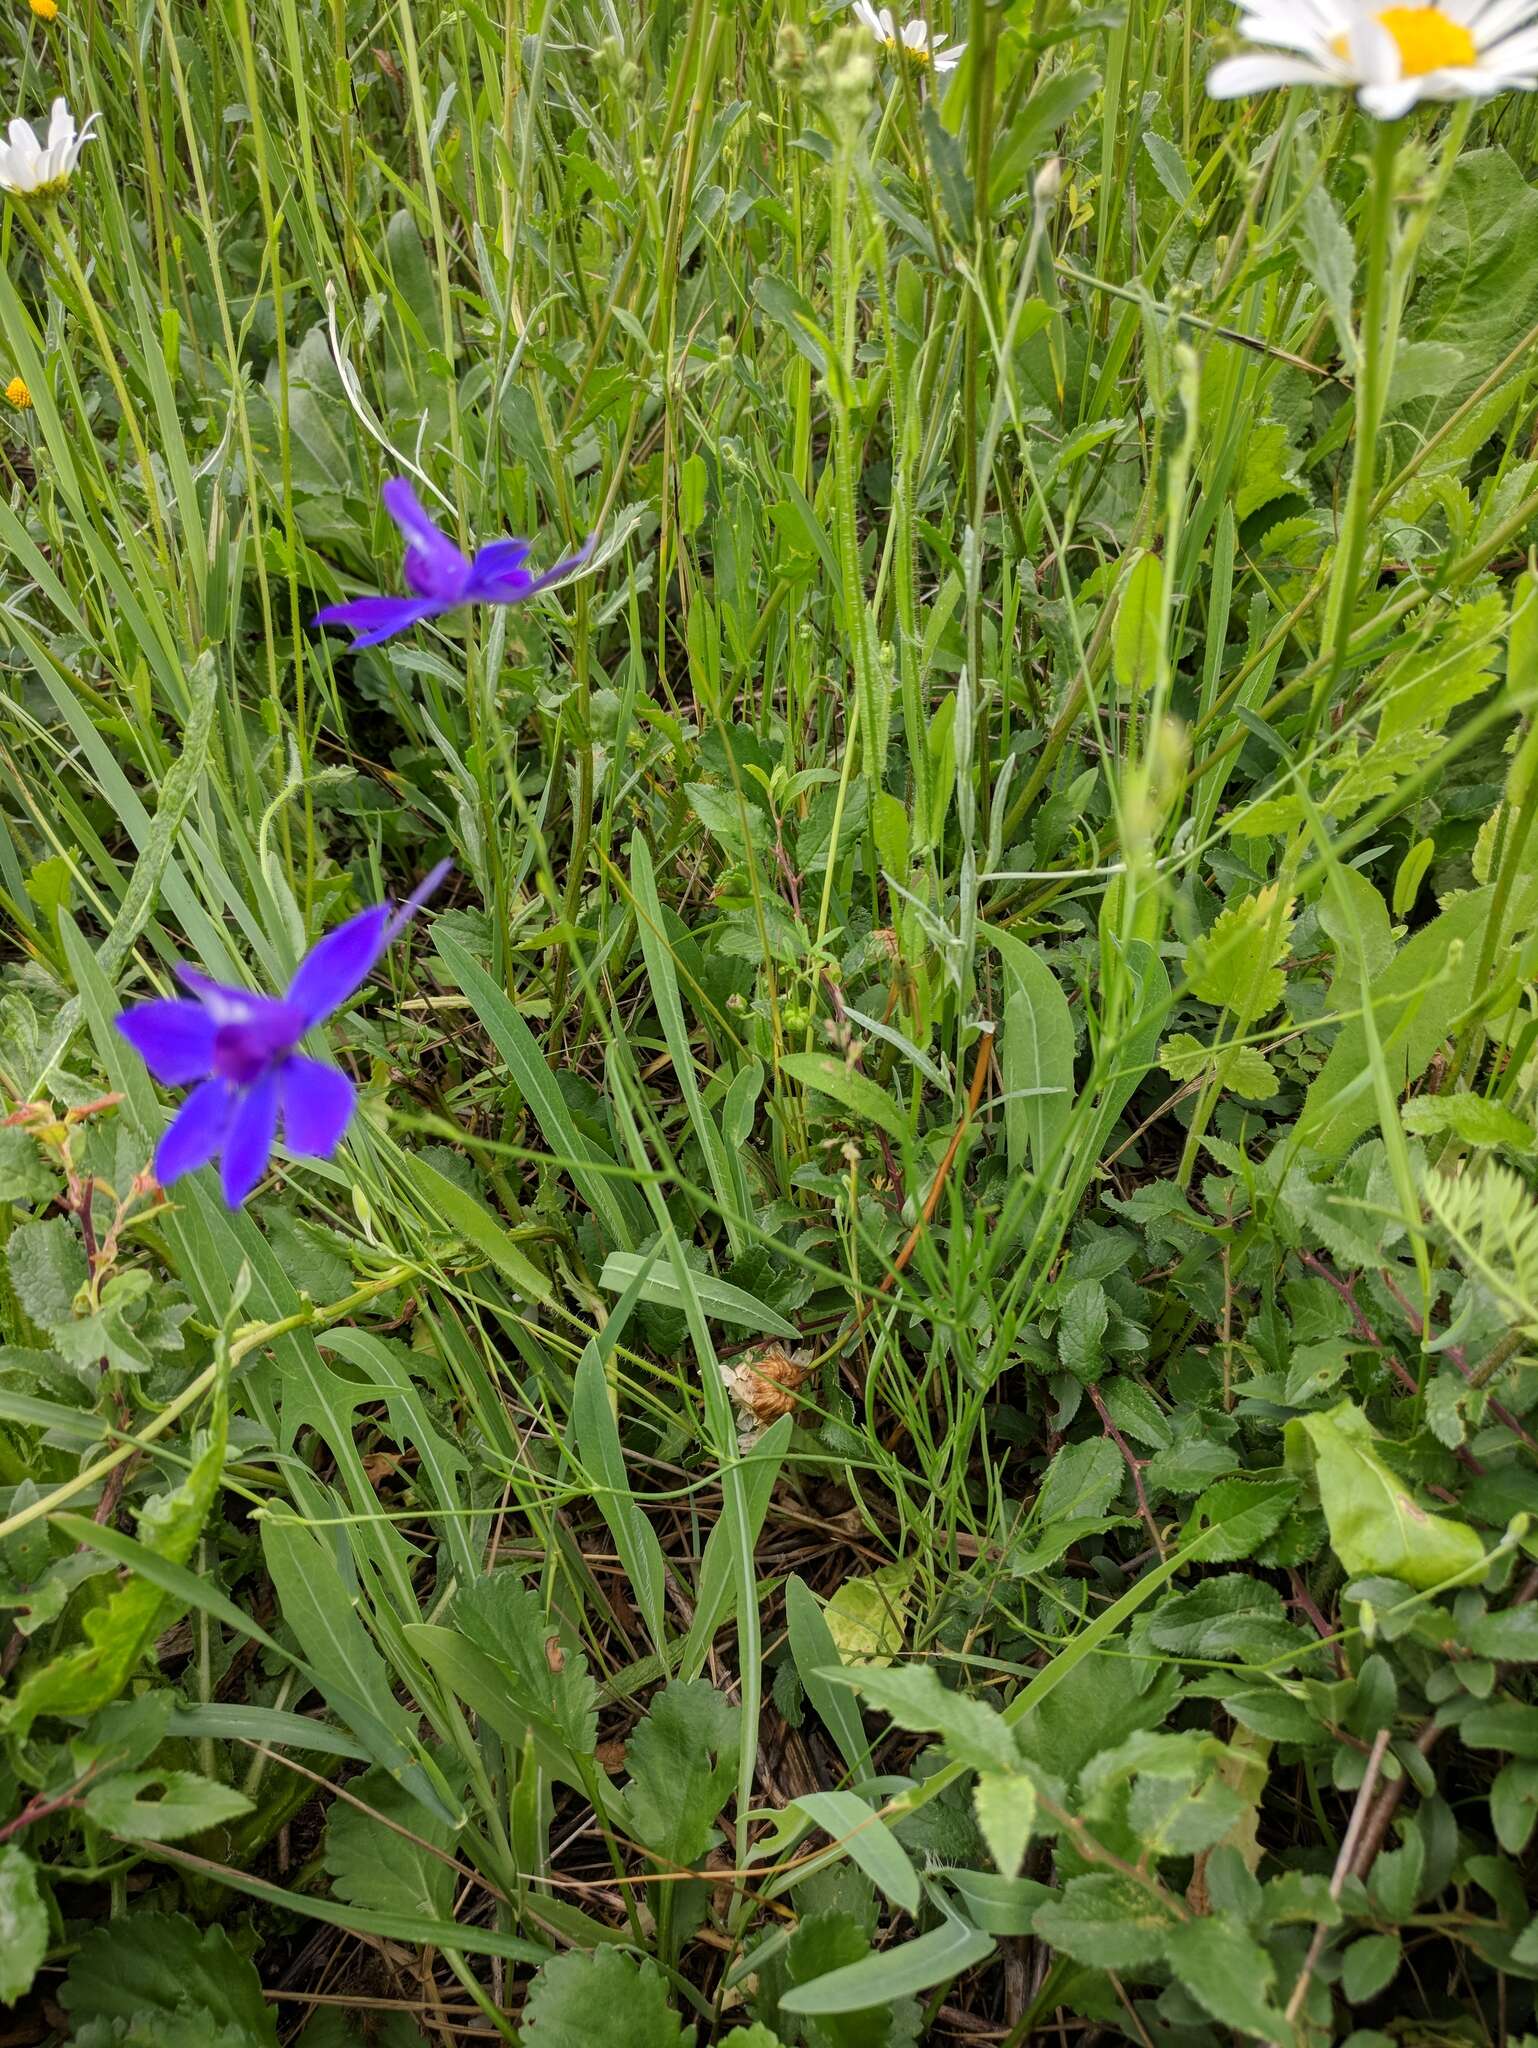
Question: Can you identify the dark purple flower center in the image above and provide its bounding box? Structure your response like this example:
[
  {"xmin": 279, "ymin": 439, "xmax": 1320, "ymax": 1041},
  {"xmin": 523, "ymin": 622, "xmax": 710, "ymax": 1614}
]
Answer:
[
  {"xmin": 211, "ymin": 1010, "xmax": 301, "ymax": 1085},
  {"xmin": 403, "ymin": 542, "xmax": 473, "ymax": 604}
]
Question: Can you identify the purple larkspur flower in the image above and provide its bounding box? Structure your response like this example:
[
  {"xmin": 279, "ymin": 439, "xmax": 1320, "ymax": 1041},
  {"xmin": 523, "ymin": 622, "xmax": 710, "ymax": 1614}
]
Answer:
[
  {"xmin": 115, "ymin": 860, "xmax": 451, "ymax": 1208},
  {"xmin": 312, "ymin": 477, "xmax": 595, "ymax": 648}
]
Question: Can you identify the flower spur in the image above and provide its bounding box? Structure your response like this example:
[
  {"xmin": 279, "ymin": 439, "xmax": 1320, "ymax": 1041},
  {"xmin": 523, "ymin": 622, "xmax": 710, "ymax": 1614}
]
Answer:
[
  {"xmin": 115, "ymin": 861, "xmax": 450, "ymax": 1208},
  {"xmin": 312, "ymin": 477, "xmax": 595, "ymax": 648}
]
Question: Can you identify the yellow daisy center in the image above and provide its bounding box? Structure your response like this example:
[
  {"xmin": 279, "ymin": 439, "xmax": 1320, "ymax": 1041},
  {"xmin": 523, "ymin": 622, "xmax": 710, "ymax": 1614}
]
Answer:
[
  {"xmin": 29, "ymin": 0, "xmax": 59, "ymax": 20},
  {"xmin": 6, "ymin": 376, "xmax": 32, "ymax": 409},
  {"xmin": 1332, "ymin": 5, "xmax": 1478, "ymax": 73}
]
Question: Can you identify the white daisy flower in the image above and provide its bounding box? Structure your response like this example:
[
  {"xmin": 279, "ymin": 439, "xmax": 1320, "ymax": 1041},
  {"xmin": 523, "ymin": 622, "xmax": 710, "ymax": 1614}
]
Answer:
[
  {"xmin": 1207, "ymin": 0, "xmax": 1538, "ymax": 116},
  {"xmin": 853, "ymin": 0, "xmax": 965, "ymax": 73},
  {"xmin": 0, "ymin": 98, "xmax": 97, "ymax": 199}
]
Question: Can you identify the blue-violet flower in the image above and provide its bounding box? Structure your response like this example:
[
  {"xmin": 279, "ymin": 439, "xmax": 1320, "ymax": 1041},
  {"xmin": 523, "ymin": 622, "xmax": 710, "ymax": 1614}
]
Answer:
[
  {"xmin": 312, "ymin": 477, "xmax": 594, "ymax": 648},
  {"xmin": 115, "ymin": 860, "xmax": 450, "ymax": 1208}
]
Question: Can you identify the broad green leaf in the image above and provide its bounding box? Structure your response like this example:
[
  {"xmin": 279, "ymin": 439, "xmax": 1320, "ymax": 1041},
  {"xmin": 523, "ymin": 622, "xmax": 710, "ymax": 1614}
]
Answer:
[
  {"xmin": 6, "ymin": 1215, "xmax": 86, "ymax": 1331},
  {"xmin": 325, "ymin": 1766, "xmax": 455, "ymax": 1919},
  {"xmin": 1179, "ymin": 1479, "xmax": 1298, "ymax": 1562},
  {"xmin": 1185, "ymin": 885, "xmax": 1293, "ymax": 1022},
  {"xmin": 0, "ymin": 1846, "xmax": 47, "ymax": 2006},
  {"xmin": 1285, "ymin": 1401, "xmax": 1486, "ymax": 1589},
  {"xmin": 1113, "ymin": 550, "xmax": 1165, "ymax": 699},
  {"xmin": 60, "ymin": 1914, "xmax": 278, "ymax": 2045},
  {"xmin": 790, "ymin": 1789, "xmax": 921, "ymax": 1913},
  {"xmin": 1033, "ymin": 1874, "xmax": 1175, "ymax": 1970},
  {"xmin": 4, "ymin": 1373, "xmax": 227, "ymax": 1737},
  {"xmin": 784, "ymin": 1574, "xmax": 872, "ymax": 1779},
  {"xmin": 83, "ymin": 1770, "xmax": 252, "ymax": 1843},
  {"xmin": 827, "ymin": 1660, "xmax": 1018, "ymax": 1774},
  {"xmin": 988, "ymin": 928, "xmax": 1074, "ymax": 1177},
  {"xmin": 1164, "ymin": 1913, "xmax": 1292, "ymax": 2038},
  {"xmin": 1342, "ymin": 1931, "xmax": 1402, "ymax": 2003},
  {"xmin": 822, "ymin": 1560, "xmax": 915, "ymax": 1667},
  {"xmin": 1468, "ymin": 1607, "xmax": 1538, "ymax": 1660},
  {"xmin": 598, "ymin": 1250, "xmax": 799, "ymax": 1341},
  {"xmin": 522, "ymin": 1944, "xmax": 693, "ymax": 2047},
  {"xmin": 1491, "ymin": 1760, "xmax": 1538, "ymax": 1853},
  {"xmin": 975, "ymin": 1771, "xmax": 1037, "ymax": 1879},
  {"xmin": 778, "ymin": 1909, "xmax": 994, "ymax": 2014},
  {"xmin": 622, "ymin": 1680, "xmax": 740, "ymax": 1866},
  {"xmin": 1057, "ymin": 1276, "xmax": 1109, "ymax": 1383},
  {"xmin": 779, "ymin": 1050, "xmax": 914, "ymax": 1145},
  {"xmin": 408, "ymin": 1155, "xmax": 551, "ymax": 1301}
]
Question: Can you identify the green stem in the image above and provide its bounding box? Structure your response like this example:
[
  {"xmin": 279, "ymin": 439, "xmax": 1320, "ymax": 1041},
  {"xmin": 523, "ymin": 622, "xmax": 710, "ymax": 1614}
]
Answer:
[
  {"xmin": 1311, "ymin": 118, "xmax": 1401, "ymax": 734},
  {"xmin": 0, "ymin": 1268, "xmax": 412, "ymax": 1543}
]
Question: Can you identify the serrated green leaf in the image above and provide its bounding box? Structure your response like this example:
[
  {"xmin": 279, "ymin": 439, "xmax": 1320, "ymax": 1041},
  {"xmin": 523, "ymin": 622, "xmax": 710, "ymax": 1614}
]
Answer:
[
  {"xmin": 6, "ymin": 1215, "xmax": 86, "ymax": 1331},
  {"xmin": 1186, "ymin": 886, "xmax": 1293, "ymax": 1022},
  {"xmin": 1164, "ymin": 1913, "xmax": 1291, "ymax": 2037},
  {"xmin": 523, "ymin": 1947, "xmax": 694, "ymax": 2047},
  {"xmin": 1033, "ymin": 1874, "xmax": 1175, "ymax": 1970},
  {"xmin": 623, "ymin": 1680, "xmax": 740, "ymax": 1866},
  {"xmin": 324, "ymin": 1766, "xmax": 455, "ymax": 1919},
  {"xmin": 1057, "ymin": 1276, "xmax": 1109, "ymax": 1383},
  {"xmin": 1180, "ymin": 1479, "xmax": 1298, "ymax": 1562},
  {"xmin": 1401, "ymin": 1093, "xmax": 1533, "ymax": 1151},
  {"xmin": 60, "ymin": 1914, "xmax": 277, "ymax": 2045}
]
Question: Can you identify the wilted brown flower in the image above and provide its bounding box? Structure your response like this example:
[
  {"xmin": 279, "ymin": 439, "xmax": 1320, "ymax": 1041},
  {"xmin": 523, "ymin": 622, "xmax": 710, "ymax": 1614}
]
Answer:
[{"xmin": 725, "ymin": 1344, "xmax": 810, "ymax": 1429}]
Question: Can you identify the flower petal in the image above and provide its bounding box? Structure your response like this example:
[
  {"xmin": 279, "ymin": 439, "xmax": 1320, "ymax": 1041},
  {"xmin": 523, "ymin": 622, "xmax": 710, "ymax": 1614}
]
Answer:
[
  {"xmin": 1358, "ymin": 74, "xmax": 1429, "ymax": 112},
  {"xmin": 1207, "ymin": 51, "xmax": 1340, "ymax": 92},
  {"xmin": 285, "ymin": 904, "xmax": 391, "ymax": 1027},
  {"xmin": 520, "ymin": 535, "xmax": 599, "ymax": 601},
  {"xmin": 383, "ymin": 857, "xmax": 453, "ymax": 945},
  {"xmin": 155, "ymin": 1077, "xmax": 237, "ymax": 1185},
  {"xmin": 312, "ymin": 594, "xmax": 442, "ymax": 647},
  {"xmin": 221, "ymin": 1068, "xmax": 280, "ymax": 1207},
  {"xmin": 280, "ymin": 1055, "xmax": 357, "ymax": 1158},
  {"xmin": 464, "ymin": 537, "xmax": 537, "ymax": 599},
  {"xmin": 381, "ymin": 477, "xmax": 471, "ymax": 602},
  {"xmin": 115, "ymin": 998, "xmax": 218, "ymax": 1085},
  {"xmin": 173, "ymin": 968, "xmax": 296, "ymax": 1034}
]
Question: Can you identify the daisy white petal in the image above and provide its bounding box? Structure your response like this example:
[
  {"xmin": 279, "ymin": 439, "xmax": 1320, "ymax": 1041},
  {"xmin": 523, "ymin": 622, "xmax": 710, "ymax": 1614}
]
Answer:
[
  {"xmin": 0, "ymin": 97, "xmax": 94, "ymax": 195},
  {"xmin": 1207, "ymin": 50, "xmax": 1341, "ymax": 90}
]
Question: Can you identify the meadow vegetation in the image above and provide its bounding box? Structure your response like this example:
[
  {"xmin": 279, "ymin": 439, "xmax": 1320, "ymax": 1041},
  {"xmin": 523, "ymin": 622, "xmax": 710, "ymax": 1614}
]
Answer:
[{"xmin": 2, "ymin": 0, "xmax": 1538, "ymax": 2039}]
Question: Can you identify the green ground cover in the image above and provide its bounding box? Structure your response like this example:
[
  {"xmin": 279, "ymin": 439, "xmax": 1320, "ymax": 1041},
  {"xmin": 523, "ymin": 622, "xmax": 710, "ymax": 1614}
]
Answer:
[{"xmin": 3, "ymin": 0, "xmax": 1538, "ymax": 2038}]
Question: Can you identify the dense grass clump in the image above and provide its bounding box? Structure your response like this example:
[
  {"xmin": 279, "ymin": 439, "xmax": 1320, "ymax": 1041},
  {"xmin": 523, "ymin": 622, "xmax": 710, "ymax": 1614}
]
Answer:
[{"xmin": 2, "ymin": 0, "xmax": 1538, "ymax": 2040}]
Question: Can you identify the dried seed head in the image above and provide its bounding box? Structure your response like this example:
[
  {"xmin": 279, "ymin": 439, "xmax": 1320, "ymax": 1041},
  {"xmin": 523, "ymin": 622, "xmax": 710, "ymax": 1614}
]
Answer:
[{"xmin": 727, "ymin": 1345, "xmax": 810, "ymax": 1426}]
